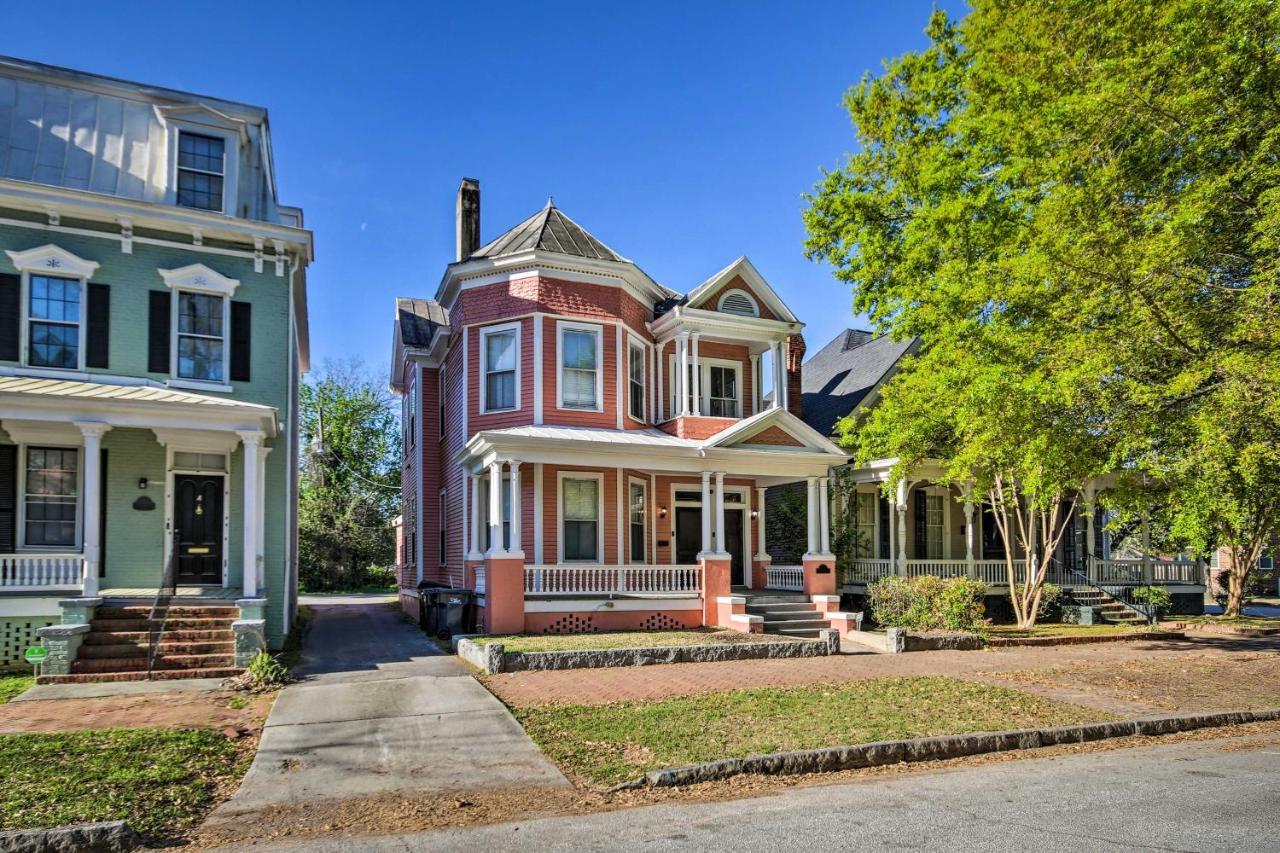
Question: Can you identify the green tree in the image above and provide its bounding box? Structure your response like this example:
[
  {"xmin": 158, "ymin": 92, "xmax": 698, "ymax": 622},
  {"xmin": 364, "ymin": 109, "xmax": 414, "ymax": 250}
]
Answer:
[
  {"xmin": 298, "ymin": 360, "xmax": 401, "ymax": 591},
  {"xmin": 805, "ymin": 1, "xmax": 1280, "ymax": 619}
]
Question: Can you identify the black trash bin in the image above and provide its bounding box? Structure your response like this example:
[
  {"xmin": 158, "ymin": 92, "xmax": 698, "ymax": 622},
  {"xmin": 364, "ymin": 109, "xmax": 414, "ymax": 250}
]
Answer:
[
  {"xmin": 431, "ymin": 588, "xmax": 474, "ymax": 640},
  {"xmin": 416, "ymin": 581, "xmax": 449, "ymax": 633}
]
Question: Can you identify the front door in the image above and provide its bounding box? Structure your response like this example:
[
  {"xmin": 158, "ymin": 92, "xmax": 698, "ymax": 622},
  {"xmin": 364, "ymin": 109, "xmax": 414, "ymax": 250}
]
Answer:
[
  {"xmin": 724, "ymin": 510, "xmax": 745, "ymax": 585},
  {"xmin": 675, "ymin": 507, "xmax": 701, "ymax": 565},
  {"xmin": 174, "ymin": 474, "xmax": 223, "ymax": 585}
]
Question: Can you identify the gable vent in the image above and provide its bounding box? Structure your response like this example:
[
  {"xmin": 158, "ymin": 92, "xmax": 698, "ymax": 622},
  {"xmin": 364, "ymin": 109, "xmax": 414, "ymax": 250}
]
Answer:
[{"xmin": 718, "ymin": 289, "xmax": 759, "ymax": 317}]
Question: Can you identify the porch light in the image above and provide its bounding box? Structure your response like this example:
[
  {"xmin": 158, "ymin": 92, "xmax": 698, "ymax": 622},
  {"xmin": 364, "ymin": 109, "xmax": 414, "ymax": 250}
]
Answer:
[
  {"xmin": 750, "ymin": 509, "xmax": 759, "ymax": 519},
  {"xmin": 658, "ymin": 505, "xmax": 668, "ymax": 519},
  {"xmin": 138, "ymin": 477, "xmax": 148, "ymax": 490}
]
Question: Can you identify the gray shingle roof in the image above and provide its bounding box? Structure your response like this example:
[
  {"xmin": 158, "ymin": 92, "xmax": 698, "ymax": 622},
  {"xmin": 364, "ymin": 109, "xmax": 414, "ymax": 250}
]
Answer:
[
  {"xmin": 470, "ymin": 201, "xmax": 625, "ymax": 262},
  {"xmin": 396, "ymin": 297, "xmax": 449, "ymax": 347},
  {"xmin": 801, "ymin": 329, "xmax": 917, "ymax": 436}
]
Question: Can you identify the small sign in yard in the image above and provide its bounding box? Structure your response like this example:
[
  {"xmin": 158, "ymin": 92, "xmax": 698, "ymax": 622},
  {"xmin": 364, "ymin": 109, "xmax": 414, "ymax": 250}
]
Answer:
[{"xmin": 24, "ymin": 646, "xmax": 47, "ymax": 665}]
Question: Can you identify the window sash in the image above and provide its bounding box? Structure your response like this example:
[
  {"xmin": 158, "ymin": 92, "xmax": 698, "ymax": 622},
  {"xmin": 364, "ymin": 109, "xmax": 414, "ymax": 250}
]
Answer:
[
  {"xmin": 707, "ymin": 366, "xmax": 739, "ymax": 418},
  {"xmin": 628, "ymin": 343, "xmax": 645, "ymax": 420},
  {"xmin": 926, "ymin": 494, "xmax": 944, "ymax": 559},
  {"xmin": 629, "ymin": 483, "xmax": 645, "ymax": 562},
  {"xmin": 855, "ymin": 493, "xmax": 876, "ymax": 558},
  {"xmin": 27, "ymin": 275, "xmax": 81, "ymax": 369},
  {"xmin": 24, "ymin": 447, "xmax": 78, "ymax": 548},
  {"xmin": 176, "ymin": 132, "xmax": 226, "ymax": 211},
  {"xmin": 176, "ymin": 292, "xmax": 226, "ymax": 381},
  {"xmin": 562, "ymin": 478, "xmax": 600, "ymax": 561},
  {"xmin": 560, "ymin": 329, "xmax": 598, "ymax": 409},
  {"xmin": 483, "ymin": 330, "xmax": 518, "ymax": 411}
]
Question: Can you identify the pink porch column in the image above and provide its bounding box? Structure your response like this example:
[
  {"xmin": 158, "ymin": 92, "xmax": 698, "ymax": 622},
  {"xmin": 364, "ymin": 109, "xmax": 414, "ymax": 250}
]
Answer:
[
  {"xmin": 700, "ymin": 556, "xmax": 732, "ymax": 627},
  {"xmin": 802, "ymin": 554, "xmax": 837, "ymax": 597},
  {"xmin": 483, "ymin": 555, "xmax": 526, "ymax": 634}
]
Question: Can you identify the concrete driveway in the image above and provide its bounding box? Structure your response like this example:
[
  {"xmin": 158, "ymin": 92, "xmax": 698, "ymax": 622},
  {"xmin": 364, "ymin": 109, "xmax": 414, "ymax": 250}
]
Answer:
[{"xmin": 208, "ymin": 598, "xmax": 566, "ymax": 821}]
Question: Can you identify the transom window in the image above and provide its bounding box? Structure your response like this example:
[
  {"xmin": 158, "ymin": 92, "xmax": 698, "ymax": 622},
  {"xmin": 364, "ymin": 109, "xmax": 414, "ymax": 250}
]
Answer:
[
  {"xmin": 562, "ymin": 477, "xmax": 600, "ymax": 561},
  {"xmin": 27, "ymin": 275, "xmax": 80, "ymax": 369},
  {"xmin": 482, "ymin": 325, "xmax": 518, "ymax": 412},
  {"xmin": 24, "ymin": 447, "xmax": 78, "ymax": 547},
  {"xmin": 176, "ymin": 132, "xmax": 226, "ymax": 212},
  {"xmin": 559, "ymin": 324, "xmax": 600, "ymax": 410},
  {"xmin": 176, "ymin": 292, "xmax": 225, "ymax": 382},
  {"xmin": 628, "ymin": 341, "xmax": 646, "ymax": 422}
]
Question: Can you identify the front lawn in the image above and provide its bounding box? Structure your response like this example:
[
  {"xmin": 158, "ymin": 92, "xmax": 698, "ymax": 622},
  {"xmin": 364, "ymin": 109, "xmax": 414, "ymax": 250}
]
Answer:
[
  {"xmin": 0, "ymin": 676, "xmax": 32, "ymax": 704},
  {"xmin": 514, "ymin": 675, "xmax": 1110, "ymax": 786},
  {"xmin": 1175, "ymin": 615, "xmax": 1280, "ymax": 629},
  {"xmin": 471, "ymin": 629, "xmax": 796, "ymax": 653},
  {"xmin": 0, "ymin": 727, "xmax": 251, "ymax": 839},
  {"xmin": 987, "ymin": 623, "xmax": 1145, "ymax": 638}
]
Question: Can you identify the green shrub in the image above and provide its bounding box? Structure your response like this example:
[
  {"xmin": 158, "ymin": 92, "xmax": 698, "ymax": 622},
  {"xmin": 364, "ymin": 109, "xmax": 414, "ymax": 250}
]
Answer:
[
  {"xmin": 868, "ymin": 575, "xmax": 988, "ymax": 633},
  {"xmin": 245, "ymin": 651, "xmax": 288, "ymax": 687},
  {"xmin": 1037, "ymin": 583, "xmax": 1064, "ymax": 621},
  {"xmin": 1132, "ymin": 585, "xmax": 1173, "ymax": 616}
]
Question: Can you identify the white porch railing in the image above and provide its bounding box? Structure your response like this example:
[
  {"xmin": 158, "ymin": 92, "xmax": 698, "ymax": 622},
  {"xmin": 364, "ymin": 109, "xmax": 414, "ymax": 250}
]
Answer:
[
  {"xmin": 1090, "ymin": 558, "xmax": 1200, "ymax": 585},
  {"xmin": 766, "ymin": 564, "xmax": 804, "ymax": 591},
  {"xmin": 524, "ymin": 565, "xmax": 701, "ymax": 596},
  {"xmin": 0, "ymin": 553, "xmax": 83, "ymax": 590},
  {"xmin": 843, "ymin": 558, "xmax": 894, "ymax": 584},
  {"xmin": 904, "ymin": 559, "xmax": 969, "ymax": 578},
  {"xmin": 474, "ymin": 565, "xmax": 486, "ymax": 595}
]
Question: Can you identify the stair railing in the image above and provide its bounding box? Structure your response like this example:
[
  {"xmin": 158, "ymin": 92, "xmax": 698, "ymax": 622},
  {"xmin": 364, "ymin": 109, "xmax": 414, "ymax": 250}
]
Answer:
[
  {"xmin": 1068, "ymin": 558, "xmax": 1157, "ymax": 625},
  {"xmin": 146, "ymin": 532, "xmax": 180, "ymax": 679}
]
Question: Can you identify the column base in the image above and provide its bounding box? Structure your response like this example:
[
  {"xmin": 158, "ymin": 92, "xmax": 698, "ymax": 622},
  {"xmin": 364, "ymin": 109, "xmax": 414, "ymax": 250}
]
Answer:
[
  {"xmin": 802, "ymin": 554, "xmax": 838, "ymax": 597},
  {"xmin": 700, "ymin": 556, "xmax": 732, "ymax": 627},
  {"xmin": 483, "ymin": 555, "xmax": 526, "ymax": 634}
]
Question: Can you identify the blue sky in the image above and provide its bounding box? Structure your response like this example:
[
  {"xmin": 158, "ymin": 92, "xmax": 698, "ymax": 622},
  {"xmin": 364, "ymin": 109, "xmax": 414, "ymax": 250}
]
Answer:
[{"xmin": 4, "ymin": 1, "xmax": 956, "ymax": 374}]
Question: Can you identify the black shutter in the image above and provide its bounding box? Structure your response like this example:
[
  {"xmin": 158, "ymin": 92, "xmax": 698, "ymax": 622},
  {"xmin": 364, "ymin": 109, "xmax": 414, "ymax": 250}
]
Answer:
[
  {"xmin": 879, "ymin": 496, "xmax": 891, "ymax": 560},
  {"xmin": 86, "ymin": 284, "xmax": 111, "ymax": 369},
  {"xmin": 230, "ymin": 300, "xmax": 251, "ymax": 382},
  {"xmin": 148, "ymin": 291, "xmax": 170, "ymax": 373},
  {"xmin": 0, "ymin": 444, "xmax": 16, "ymax": 553},
  {"xmin": 913, "ymin": 489, "xmax": 926, "ymax": 560},
  {"xmin": 98, "ymin": 448, "xmax": 108, "ymax": 577},
  {"xmin": 0, "ymin": 274, "xmax": 19, "ymax": 362}
]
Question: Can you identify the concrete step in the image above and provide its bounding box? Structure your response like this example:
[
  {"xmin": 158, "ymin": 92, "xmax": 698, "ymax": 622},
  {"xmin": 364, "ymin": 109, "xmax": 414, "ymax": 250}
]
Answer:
[
  {"xmin": 38, "ymin": 666, "xmax": 243, "ymax": 684},
  {"xmin": 762, "ymin": 618, "xmax": 830, "ymax": 633},
  {"xmin": 746, "ymin": 602, "xmax": 817, "ymax": 614},
  {"xmin": 768, "ymin": 626, "xmax": 825, "ymax": 638},
  {"xmin": 755, "ymin": 610, "xmax": 826, "ymax": 623}
]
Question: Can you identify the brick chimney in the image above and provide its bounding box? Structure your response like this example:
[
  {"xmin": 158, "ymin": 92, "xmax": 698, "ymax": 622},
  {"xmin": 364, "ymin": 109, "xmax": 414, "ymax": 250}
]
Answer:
[
  {"xmin": 456, "ymin": 178, "xmax": 480, "ymax": 261},
  {"xmin": 786, "ymin": 333, "xmax": 806, "ymax": 419}
]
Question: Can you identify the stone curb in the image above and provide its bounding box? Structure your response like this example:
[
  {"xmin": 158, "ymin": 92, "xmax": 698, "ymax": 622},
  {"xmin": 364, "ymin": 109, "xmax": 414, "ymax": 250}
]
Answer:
[
  {"xmin": 985, "ymin": 631, "xmax": 1184, "ymax": 647},
  {"xmin": 0, "ymin": 819, "xmax": 142, "ymax": 852},
  {"xmin": 457, "ymin": 631, "xmax": 839, "ymax": 675},
  {"xmin": 606, "ymin": 707, "xmax": 1280, "ymax": 791}
]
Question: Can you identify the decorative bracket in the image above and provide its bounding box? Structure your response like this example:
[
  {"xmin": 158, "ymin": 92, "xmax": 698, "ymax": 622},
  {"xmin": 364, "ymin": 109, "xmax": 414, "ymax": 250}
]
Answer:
[{"xmin": 118, "ymin": 217, "xmax": 134, "ymax": 254}]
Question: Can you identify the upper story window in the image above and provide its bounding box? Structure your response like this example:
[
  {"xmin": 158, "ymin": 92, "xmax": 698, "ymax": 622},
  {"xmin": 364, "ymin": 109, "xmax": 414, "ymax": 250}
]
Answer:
[
  {"xmin": 176, "ymin": 132, "xmax": 226, "ymax": 212},
  {"xmin": 628, "ymin": 340, "xmax": 646, "ymax": 422},
  {"xmin": 405, "ymin": 372, "xmax": 417, "ymax": 451},
  {"xmin": 707, "ymin": 365, "xmax": 739, "ymax": 418},
  {"xmin": 439, "ymin": 364, "xmax": 447, "ymax": 438},
  {"xmin": 27, "ymin": 275, "xmax": 81, "ymax": 369},
  {"xmin": 557, "ymin": 321, "xmax": 602, "ymax": 411},
  {"xmin": 481, "ymin": 323, "xmax": 519, "ymax": 413},
  {"xmin": 176, "ymin": 292, "xmax": 225, "ymax": 382}
]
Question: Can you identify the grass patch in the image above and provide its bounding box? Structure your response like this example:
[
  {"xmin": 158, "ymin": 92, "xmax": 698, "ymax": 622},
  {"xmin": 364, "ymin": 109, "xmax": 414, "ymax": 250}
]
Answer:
[
  {"xmin": 987, "ymin": 623, "xmax": 1144, "ymax": 638},
  {"xmin": 515, "ymin": 675, "xmax": 1111, "ymax": 786},
  {"xmin": 0, "ymin": 675, "xmax": 33, "ymax": 704},
  {"xmin": 0, "ymin": 727, "xmax": 250, "ymax": 838},
  {"xmin": 470, "ymin": 629, "xmax": 794, "ymax": 653},
  {"xmin": 1179, "ymin": 615, "xmax": 1280, "ymax": 628}
]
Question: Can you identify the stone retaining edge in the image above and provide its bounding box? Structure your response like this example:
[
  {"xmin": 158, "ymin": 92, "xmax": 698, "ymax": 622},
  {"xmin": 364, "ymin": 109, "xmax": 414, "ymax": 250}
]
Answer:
[
  {"xmin": 985, "ymin": 631, "xmax": 1184, "ymax": 647},
  {"xmin": 608, "ymin": 708, "xmax": 1280, "ymax": 791},
  {"xmin": 0, "ymin": 819, "xmax": 142, "ymax": 852},
  {"xmin": 456, "ymin": 631, "xmax": 839, "ymax": 674}
]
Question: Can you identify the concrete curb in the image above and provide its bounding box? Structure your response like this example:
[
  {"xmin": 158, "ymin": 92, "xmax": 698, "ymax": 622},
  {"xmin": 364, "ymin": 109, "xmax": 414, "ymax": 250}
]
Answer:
[
  {"xmin": 986, "ymin": 631, "xmax": 1184, "ymax": 647},
  {"xmin": 606, "ymin": 707, "xmax": 1280, "ymax": 791},
  {"xmin": 0, "ymin": 819, "xmax": 142, "ymax": 852},
  {"xmin": 456, "ymin": 631, "xmax": 839, "ymax": 675}
]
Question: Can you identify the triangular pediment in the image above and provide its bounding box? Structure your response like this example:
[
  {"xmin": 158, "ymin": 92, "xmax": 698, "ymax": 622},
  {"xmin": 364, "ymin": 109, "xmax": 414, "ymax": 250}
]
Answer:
[
  {"xmin": 701, "ymin": 408, "xmax": 847, "ymax": 456},
  {"xmin": 684, "ymin": 257, "xmax": 798, "ymax": 323},
  {"xmin": 5, "ymin": 244, "xmax": 100, "ymax": 278},
  {"xmin": 154, "ymin": 103, "xmax": 248, "ymax": 136},
  {"xmin": 157, "ymin": 263, "xmax": 239, "ymax": 296}
]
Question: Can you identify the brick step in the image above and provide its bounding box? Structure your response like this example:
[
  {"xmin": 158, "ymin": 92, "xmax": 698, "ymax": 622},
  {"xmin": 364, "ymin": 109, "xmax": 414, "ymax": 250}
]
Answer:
[
  {"xmin": 83, "ymin": 628, "xmax": 231, "ymax": 644},
  {"xmin": 79, "ymin": 641, "xmax": 235, "ymax": 659},
  {"xmin": 96, "ymin": 605, "xmax": 239, "ymax": 619},
  {"xmin": 38, "ymin": 667, "xmax": 243, "ymax": 685},
  {"xmin": 89, "ymin": 617, "xmax": 235, "ymax": 632},
  {"xmin": 71, "ymin": 652, "xmax": 235, "ymax": 674}
]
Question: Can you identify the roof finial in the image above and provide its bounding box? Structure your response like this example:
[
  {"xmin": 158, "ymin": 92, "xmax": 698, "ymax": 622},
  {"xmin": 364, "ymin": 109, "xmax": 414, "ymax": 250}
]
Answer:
[{"xmin": 545, "ymin": 195, "xmax": 554, "ymax": 208}]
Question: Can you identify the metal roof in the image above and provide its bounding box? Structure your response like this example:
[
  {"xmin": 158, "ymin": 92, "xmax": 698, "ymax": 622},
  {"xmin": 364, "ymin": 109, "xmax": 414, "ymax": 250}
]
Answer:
[
  {"xmin": 470, "ymin": 201, "xmax": 626, "ymax": 263},
  {"xmin": 801, "ymin": 329, "xmax": 918, "ymax": 436},
  {"xmin": 0, "ymin": 375, "xmax": 275, "ymax": 411},
  {"xmin": 479, "ymin": 424, "xmax": 698, "ymax": 447},
  {"xmin": 395, "ymin": 297, "xmax": 449, "ymax": 348}
]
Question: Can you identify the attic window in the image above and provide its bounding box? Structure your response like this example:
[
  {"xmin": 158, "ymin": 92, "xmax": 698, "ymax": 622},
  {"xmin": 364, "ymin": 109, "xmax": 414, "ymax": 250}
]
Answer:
[{"xmin": 717, "ymin": 289, "xmax": 759, "ymax": 317}]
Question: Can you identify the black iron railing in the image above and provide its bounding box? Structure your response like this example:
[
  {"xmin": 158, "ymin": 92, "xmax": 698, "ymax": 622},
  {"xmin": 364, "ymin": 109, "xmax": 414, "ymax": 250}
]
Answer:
[
  {"xmin": 1067, "ymin": 560, "xmax": 1157, "ymax": 625},
  {"xmin": 146, "ymin": 533, "xmax": 180, "ymax": 679}
]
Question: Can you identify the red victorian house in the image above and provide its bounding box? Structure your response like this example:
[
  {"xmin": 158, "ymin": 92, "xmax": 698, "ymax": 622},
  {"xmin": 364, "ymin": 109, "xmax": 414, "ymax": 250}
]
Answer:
[{"xmin": 390, "ymin": 180, "xmax": 852, "ymax": 637}]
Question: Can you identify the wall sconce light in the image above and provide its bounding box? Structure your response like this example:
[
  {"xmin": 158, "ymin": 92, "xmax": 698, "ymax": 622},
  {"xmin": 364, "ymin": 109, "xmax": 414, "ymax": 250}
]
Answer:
[
  {"xmin": 751, "ymin": 509, "xmax": 759, "ymax": 519},
  {"xmin": 137, "ymin": 477, "xmax": 148, "ymax": 490},
  {"xmin": 658, "ymin": 506, "xmax": 668, "ymax": 519}
]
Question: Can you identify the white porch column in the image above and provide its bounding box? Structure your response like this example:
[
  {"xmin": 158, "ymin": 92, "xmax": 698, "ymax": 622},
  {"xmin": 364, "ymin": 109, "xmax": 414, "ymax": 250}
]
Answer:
[
  {"xmin": 750, "ymin": 352, "xmax": 761, "ymax": 414},
  {"xmin": 256, "ymin": 444, "xmax": 270, "ymax": 591},
  {"xmin": 236, "ymin": 430, "xmax": 263, "ymax": 597},
  {"xmin": 699, "ymin": 471, "xmax": 712, "ymax": 554},
  {"xmin": 896, "ymin": 481, "xmax": 908, "ymax": 574},
  {"xmin": 1084, "ymin": 502, "xmax": 1097, "ymax": 581},
  {"xmin": 778, "ymin": 341, "xmax": 788, "ymax": 411},
  {"xmin": 677, "ymin": 334, "xmax": 690, "ymax": 416},
  {"xmin": 76, "ymin": 422, "xmax": 110, "ymax": 597},
  {"xmin": 487, "ymin": 461, "xmax": 505, "ymax": 556},
  {"xmin": 963, "ymin": 490, "xmax": 976, "ymax": 579},
  {"xmin": 714, "ymin": 472, "xmax": 726, "ymax": 554},
  {"xmin": 508, "ymin": 461, "xmax": 522, "ymax": 558},
  {"xmin": 755, "ymin": 486, "xmax": 768, "ymax": 558},
  {"xmin": 467, "ymin": 473, "xmax": 483, "ymax": 560},
  {"xmin": 805, "ymin": 476, "xmax": 819, "ymax": 555},
  {"xmin": 771, "ymin": 342, "xmax": 783, "ymax": 410},
  {"xmin": 818, "ymin": 476, "xmax": 831, "ymax": 554},
  {"xmin": 690, "ymin": 333, "xmax": 702, "ymax": 416}
]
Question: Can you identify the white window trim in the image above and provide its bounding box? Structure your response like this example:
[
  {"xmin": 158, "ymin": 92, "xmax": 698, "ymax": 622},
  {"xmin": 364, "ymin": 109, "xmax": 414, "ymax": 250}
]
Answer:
[
  {"xmin": 921, "ymin": 485, "xmax": 953, "ymax": 560},
  {"xmin": 556, "ymin": 320, "xmax": 604, "ymax": 413},
  {"xmin": 479, "ymin": 322, "xmax": 521, "ymax": 414},
  {"xmin": 6, "ymin": 246, "xmax": 99, "ymax": 374},
  {"xmin": 667, "ymin": 354, "xmax": 744, "ymax": 419},
  {"xmin": 716, "ymin": 288, "xmax": 760, "ymax": 317},
  {"xmin": 626, "ymin": 336, "xmax": 647, "ymax": 424},
  {"xmin": 16, "ymin": 443, "xmax": 83, "ymax": 552},
  {"xmin": 627, "ymin": 475, "xmax": 648, "ymax": 564},
  {"xmin": 169, "ymin": 289, "xmax": 230, "ymax": 389},
  {"xmin": 166, "ymin": 124, "xmax": 241, "ymax": 217},
  {"xmin": 557, "ymin": 471, "xmax": 604, "ymax": 563},
  {"xmin": 163, "ymin": 445, "xmax": 233, "ymax": 587},
  {"xmin": 405, "ymin": 371, "xmax": 417, "ymax": 451},
  {"xmin": 438, "ymin": 363, "xmax": 447, "ymax": 441},
  {"xmin": 438, "ymin": 489, "xmax": 447, "ymax": 566}
]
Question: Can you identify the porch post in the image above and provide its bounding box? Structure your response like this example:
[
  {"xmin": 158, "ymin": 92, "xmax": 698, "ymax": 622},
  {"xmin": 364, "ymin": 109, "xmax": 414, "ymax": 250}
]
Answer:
[
  {"xmin": 896, "ymin": 481, "xmax": 908, "ymax": 575},
  {"xmin": 1141, "ymin": 516, "xmax": 1153, "ymax": 583},
  {"xmin": 750, "ymin": 352, "xmax": 761, "ymax": 414},
  {"xmin": 508, "ymin": 461, "xmax": 522, "ymax": 557},
  {"xmin": 677, "ymin": 333, "xmax": 690, "ymax": 416},
  {"xmin": 963, "ymin": 489, "xmax": 976, "ymax": 579},
  {"xmin": 76, "ymin": 422, "xmax": 110, "ymax": 597},
  {"xmin": 772, "ymin": 342, "xmax": 784, "ymax": 410},
  {"xmin": 1084, "ymin": 501, "xmax": 1097, "ymax": 582},
  {"xmin": 818, "ymin": 476, "xmax": 831, "ymax": 555},
  {"xmin": 754, "ymin": 486, "xmax": 767, "ymax": 558},
  {"xmin": 467, "ymin": 473, "xmax": 483, "ymax": 560},
  {"xmin": 690, "ymin": 333, "xmax": 702, "ymax": 416},
  {"xmin": 237, "ymin": 430, "xmax": 263, "ymax": 598},
  {"xmin": 805, "ymin": 477, "xmax": 818, "ymax": 556},
  {"xmin": 714, "ymin": 472, "xmax": 726, "ymax": 554},
  {"xmin": 888, "ymin": 491, "xmax": 897, "ymax": 572},
  {"xmin": 488, "ymin": 461, "xmax": 505, "ymax": 556},
  {"xmin": 699, "ymin": 471, "xmax": 712, "ymax": 554}
]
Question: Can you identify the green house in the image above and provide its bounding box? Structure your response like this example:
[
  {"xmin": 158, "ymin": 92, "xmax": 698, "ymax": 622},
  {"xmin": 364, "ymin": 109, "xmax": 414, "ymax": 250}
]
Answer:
[{"xmin": 0, "ymin": 56, "xmax": 311, "ymax": 678}]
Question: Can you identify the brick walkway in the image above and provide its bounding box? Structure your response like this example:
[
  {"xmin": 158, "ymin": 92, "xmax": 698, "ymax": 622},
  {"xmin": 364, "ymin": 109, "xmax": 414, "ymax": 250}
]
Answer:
[{"xmin": 482, "ymin": 636, "xmax": 1277, "ymax": 710}]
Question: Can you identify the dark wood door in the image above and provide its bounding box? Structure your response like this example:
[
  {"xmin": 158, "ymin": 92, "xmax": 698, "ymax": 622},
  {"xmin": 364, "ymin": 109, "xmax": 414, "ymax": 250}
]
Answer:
[
  {"xmin": 174, "ymin": 475, "xmax": 223, "ymax": 584},
  {"xmin": 675, "ymin": 507, "xmax": 702, "ymax": 565},
  {"xmin": 724, "ymin": 510, "xmax": 745, "ymax": 585}
]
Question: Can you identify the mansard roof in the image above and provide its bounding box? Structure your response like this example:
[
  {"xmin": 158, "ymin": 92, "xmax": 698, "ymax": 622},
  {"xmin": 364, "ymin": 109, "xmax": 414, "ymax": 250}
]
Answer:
[{"xmin": 470, "ymin": 201, "xmax": 626, "ymax": 263}]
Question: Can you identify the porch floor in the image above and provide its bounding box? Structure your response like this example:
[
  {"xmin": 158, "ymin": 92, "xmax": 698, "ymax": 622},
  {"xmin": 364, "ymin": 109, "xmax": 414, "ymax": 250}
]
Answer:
[{"xmin": 97, "ymin": 586, "xmax": 244, "ymax": 603}]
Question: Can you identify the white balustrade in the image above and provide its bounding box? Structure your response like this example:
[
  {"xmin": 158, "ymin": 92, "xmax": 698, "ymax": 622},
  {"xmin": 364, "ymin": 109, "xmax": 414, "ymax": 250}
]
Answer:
[
  {"xmin": 844, "ymin": 559, "xmax": 893, "ymax": 584},
  {"xmin": 0, "ymin": 553, "xmax": 84, "ymax": 590},
  {"xmin": 766, "ymin": 564, "xmax": 804, "ymax": 591},
  {"xmin": 474, "ymin": 565, "xmax": 486, "ymax": 595},
  {"xmin": 904, "ymin": 559, "xmax": 969, "ymax": 578},
  {"xmin": 525, "ymin": 565, "xmax": 702, "ymax": 596}
]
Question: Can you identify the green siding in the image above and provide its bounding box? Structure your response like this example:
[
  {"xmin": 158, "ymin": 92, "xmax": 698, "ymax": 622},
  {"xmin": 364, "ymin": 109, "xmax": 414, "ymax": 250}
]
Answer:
[{"xmin": 100, "ymin": 429, "xmax": 167, "ymax": 589}]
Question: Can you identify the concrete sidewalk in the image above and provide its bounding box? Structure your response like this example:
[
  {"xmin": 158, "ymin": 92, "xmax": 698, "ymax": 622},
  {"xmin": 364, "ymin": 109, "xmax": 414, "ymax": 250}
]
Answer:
[{"xmin": 208, "ymin": 599, "xmax": 566, "ymax": 819}]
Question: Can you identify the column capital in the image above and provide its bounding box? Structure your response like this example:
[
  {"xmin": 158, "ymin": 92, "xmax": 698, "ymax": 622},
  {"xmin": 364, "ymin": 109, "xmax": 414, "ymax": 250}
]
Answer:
[
  {"xmin": 236, "ymin": 429, "xmax": 265, "ymax": 447},
  {"xmin": 74, "ymin": 421, "xmax": 111, "ymax": 440}
]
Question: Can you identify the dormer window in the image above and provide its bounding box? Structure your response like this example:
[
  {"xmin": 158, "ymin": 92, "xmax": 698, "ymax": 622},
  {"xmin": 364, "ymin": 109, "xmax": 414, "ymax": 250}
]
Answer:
[
  {"xmin": 717, "ymin": 289, "xmax": 759, "ymax": 317},
  {"xmin": 176, "ymin": 131, "xmax": 226, "ymax": 212}
]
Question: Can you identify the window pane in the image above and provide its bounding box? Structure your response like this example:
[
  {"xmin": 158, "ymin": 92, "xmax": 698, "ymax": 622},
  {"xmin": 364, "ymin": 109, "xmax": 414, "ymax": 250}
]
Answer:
[
  {"xmin": 24, "ymin": 447, "xmax": 77, "ymax": 547},
  {"xmin": 486, "ymin": 371, "xmax": 515, "ymax": 410},
  {"xmin": 562, "ymin": 368, "xmax": 596, "ymax": 408},
  {"xmin": 486, "ymin": 331, "xmax": 516, "ymax": 371},
  {"xmin": 29, "ymin": 321, "xmax": 79, "ymax": 368},
  {"xmin": 564, "ymin": 521, "xmax": 598, "ymax": 561},
  {"xmin": 178, "ymin": 335, "xmax": 225, "ymax": 381},
  {"xmin": 563, "ymin": 330, "xmax": 597, "ymax": 369},
  {"xmin": 29, "ymin": 276, "xmax": 80, "ymax": 322},
  {"xmin": 178, "ymin": 132, "xmax": 225, "ymax": 173},
  {"xmin": 629, "ymin": 346, "xmax": 644, "ymax": 382},
  {"xmin": 178, "ymin": 293, "xmax": 224, "ymax": 336},
  {"xmin": 563, "ymin": 479, "xmax": 598, "ymax": 521}
]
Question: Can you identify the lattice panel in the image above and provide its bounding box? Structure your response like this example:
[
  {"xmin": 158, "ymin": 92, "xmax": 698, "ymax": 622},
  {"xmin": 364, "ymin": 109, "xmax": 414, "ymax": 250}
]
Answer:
[
  {"xmin": 542, "ymin": 614, "xmax": 597, "ymax": 634},
  {"xmin": 0, "ymin": 619, "xmax": 54, "ymax": 669},
  {"xmin": 640, "ymin": 613, "xmax": 685, "ymax": 630}
]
